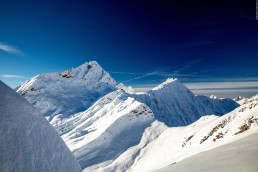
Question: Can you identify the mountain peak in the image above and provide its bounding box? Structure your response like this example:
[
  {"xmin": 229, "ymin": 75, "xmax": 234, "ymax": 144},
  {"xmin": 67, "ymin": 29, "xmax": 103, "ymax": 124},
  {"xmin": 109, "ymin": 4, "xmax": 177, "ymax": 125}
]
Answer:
[
  {"xmin": 76, "ymin": 61, "xmax": 101, "ymax": 72},
  {"xmin": 60, "ymin": 61, "xmax": 117, "ymax": 87},
  {"xmin": 151, "ymin": 78, "xmax": 181, "ymax": 91},
  {"xmin": 210, "ymin": 95, "xmax": 217, "ymax": 99},
  {"xmin": 16, "ymin": 60, "xmax": 117, "ymax": 119}
]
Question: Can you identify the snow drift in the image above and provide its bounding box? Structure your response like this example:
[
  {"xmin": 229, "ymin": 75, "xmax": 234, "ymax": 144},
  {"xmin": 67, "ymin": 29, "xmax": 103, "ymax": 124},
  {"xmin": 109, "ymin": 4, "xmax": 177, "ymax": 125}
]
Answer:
[{"xmin": 0, "ymin": 81, "xmax": 82, "ymax": 172}]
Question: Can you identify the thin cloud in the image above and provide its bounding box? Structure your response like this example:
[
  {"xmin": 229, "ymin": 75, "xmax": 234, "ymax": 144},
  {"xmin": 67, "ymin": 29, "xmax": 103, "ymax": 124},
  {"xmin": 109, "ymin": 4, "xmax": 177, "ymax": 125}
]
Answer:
[
  {"xmin": 0, "ymin": 74, "xmax": 26, "ymax": 79},
  {"xmin": 172, "ymin": 59, "xmax": 202, "ymax": 75},
  {"xmin": 121, "ymin": 71, "xmax": 198, "ymax": 83},
  {"xmin": 119, "ymin": 59, "xmax": 202, "ymax": 83},
  {"xmin": 122, "ymin": 72, "xmax": 157, "ymax": 83},
  {"xmin": 185, "ymin": 81, "xmax": 258, "ymax": 90},
  {"xmin": 0, "ymin": 42, "xmax": 24, "ymax": 55},
  {"xmin": 134, "ymin": 81, "xmax": 258, "ymax": 98},
  {"xmin": 191, "ymin": 89, "xmax": 258, "ymax": 99},
  {"xmin": 109, "ymin": 71, "xmax": 150, "ymax": 75},
  {"xmin": 186, "ymin": 81, "xmax": 258, "ymax": 98}
]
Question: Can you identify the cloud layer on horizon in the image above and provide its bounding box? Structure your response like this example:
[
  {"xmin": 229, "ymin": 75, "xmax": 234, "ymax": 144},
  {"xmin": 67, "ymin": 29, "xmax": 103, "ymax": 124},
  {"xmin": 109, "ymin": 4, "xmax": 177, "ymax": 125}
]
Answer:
[{"xmin": 133, "ymin": 81, "xmax": 258, "ymax": 98}]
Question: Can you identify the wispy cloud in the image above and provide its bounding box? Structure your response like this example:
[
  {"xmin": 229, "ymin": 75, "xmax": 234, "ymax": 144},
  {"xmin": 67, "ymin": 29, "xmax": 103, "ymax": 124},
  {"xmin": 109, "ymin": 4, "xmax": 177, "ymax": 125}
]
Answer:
[
  {"xmin": 109, "ymin": 71, "xmax": 149, "ymax": 75},
  {"xmin": 0, "ymin": 42, "xmax": 24, "ymax": 55},
  {"xmin": 122, "ymin": 72, "xmax": 157, "ymax": 83},
  {"xmin": 0, "ymin": 74, "xmax": 26, "ymax": 79},
  {"xmin": 172, "ymin": 59, "xmax": 202, "ymax": 75},
  {"xmin": 118, "ymin": 59, "xmax": 202, "ymax": 83}
]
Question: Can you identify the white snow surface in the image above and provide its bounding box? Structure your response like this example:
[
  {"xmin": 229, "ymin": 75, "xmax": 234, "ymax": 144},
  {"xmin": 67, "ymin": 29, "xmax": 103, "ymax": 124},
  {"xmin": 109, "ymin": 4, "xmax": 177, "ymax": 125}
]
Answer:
[
  {"xmin": 0, "ymin": 81, "xmax": 82, "ymax": 172},
  {"xmin": 157, "ymin": 132, "xmax": 258, "ymax": 172},
  {"xmin": 16, "ymin": 61, "xmax": 117, "ymax": 121},
  {"xmin": 54, "ymin": 89, "xmax": 155, "ymax": 171},
  {"xmin": 151, "ymin": 78, "xmax": 177, "ymax": 90}
]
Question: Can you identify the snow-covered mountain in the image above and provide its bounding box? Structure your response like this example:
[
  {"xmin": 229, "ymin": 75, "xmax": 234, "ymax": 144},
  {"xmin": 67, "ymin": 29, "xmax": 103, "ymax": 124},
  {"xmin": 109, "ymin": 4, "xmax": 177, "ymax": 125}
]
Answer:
[
  {"xmin": 99, "ymin": 94, "xmax": 258, "ymax": 172},
  {"xmin": 16, "ymin": 61, "xmax": 237, "ymax": 126},
  {"xmin": 132, "ymin": 95, "xmax": 258, "ymax": 171},
  {"xmin": 135, "ymin": 78, "xmax": 238, "ymax": 126},
  {"xmin": 14, "ymin": 61, "xmax": 243, "ymax": 171},
  {"xmin": 48, "ymin": 78, "xmax": 239, "ymax": 171},
  {"xmin": 0, "ymin": 81, "xmax": 82, "ymax": 172},
  {"xmin": 234, "ymin": 95, "xmax": 249, "ymax": 105},
  {"xmin": 16, "ymin": 61, "xmax": 117, "ymax": 121}
]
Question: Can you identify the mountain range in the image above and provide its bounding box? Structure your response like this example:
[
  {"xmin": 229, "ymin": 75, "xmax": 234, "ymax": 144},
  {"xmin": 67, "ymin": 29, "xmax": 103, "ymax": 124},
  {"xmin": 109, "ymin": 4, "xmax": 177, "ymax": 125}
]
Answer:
[{"xmin": 11, "ymin": 61, "xmax": 258, "ymax": 171}]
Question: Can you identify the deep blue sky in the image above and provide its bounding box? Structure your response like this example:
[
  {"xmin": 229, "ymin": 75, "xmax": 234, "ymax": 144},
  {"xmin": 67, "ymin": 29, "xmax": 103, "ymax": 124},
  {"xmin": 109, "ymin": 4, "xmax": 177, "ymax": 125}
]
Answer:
[{"xmin": 0, "ymin": 0, "xmax": 258, "ymax": 98}]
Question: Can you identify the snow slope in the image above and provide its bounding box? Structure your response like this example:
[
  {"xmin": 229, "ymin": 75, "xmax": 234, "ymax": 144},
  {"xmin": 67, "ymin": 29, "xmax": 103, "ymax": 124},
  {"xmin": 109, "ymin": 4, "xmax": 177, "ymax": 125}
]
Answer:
[
  {"xmin": 16, "ymin": 61, "xmax": 117, "ymax": 121},
  {"xmin": 54, "ymin": 88, "xmax": 155, "ymax": 171},
  {"xmin": 80, "ymin": 94, "xmax": 257, "ymax": 172},
  {"xmin": 129, "ymin": 94, "xmax": 258, "ymax": 172},
  {"xmin": 0, "ymin": 81, "xmax": 82, "ymax": 172},
  {"xmin": 157, "ymin": 132, "xmax": 258, "ymax": 172}
]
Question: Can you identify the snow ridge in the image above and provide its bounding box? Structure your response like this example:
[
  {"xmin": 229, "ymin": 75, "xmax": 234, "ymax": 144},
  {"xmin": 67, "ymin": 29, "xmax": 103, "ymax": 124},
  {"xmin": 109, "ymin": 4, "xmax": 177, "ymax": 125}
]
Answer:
[{"xmin": 151, "ymin": 78, "xmax": 177, "ymax": 90}]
